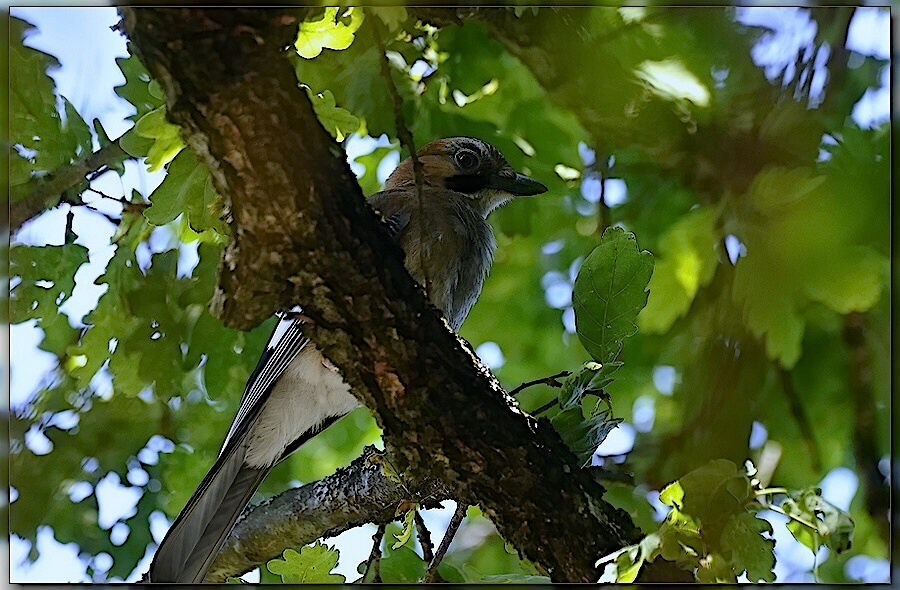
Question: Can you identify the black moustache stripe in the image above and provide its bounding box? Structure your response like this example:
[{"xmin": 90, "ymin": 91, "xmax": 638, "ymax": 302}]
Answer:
[{"xmin": 446, "ymin": 174, "xmax": 488, "ymax": 194}]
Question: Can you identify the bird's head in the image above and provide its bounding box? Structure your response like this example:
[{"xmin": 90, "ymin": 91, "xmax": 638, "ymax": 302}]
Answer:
[{"xmin": 383, "ymin": 137, "xmax": 548, "ymax": 217}]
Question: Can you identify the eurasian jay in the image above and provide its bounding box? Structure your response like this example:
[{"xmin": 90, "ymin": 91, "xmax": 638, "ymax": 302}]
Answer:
[{"xmin": 147, "ymin": 137, "xmax": 547, "ymax": 582}]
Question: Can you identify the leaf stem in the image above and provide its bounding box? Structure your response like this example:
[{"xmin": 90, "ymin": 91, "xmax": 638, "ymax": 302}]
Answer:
[
  {"xmin": 508, "ymin": 370, "xmax": 571, "ymax": 397},
  {"xmin": 764, "ymin": 503, "xmax": 820, "ymax": 531}
]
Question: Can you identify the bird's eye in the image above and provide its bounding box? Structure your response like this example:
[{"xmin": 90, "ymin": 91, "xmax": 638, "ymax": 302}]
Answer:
[{"xmin": 454, "ymin": 148, "xmax": 479, "ymax": 171}]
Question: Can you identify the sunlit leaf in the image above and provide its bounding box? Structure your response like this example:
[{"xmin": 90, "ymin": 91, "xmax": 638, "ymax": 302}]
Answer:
[
  {"xmin": 266, "ymin": 543, "xmax": 345, "ymax": 583},
  {"xmin": 295, "ymin": 7, "xmax": 364, "ymax": 59}
]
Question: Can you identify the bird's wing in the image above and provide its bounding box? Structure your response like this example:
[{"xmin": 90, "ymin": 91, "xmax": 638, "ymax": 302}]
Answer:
[
  {"xmin": 368, "ymin": 188, "xmax": 414, "ymax": 238},
  {"xmin": 220, "ymin": 308, "xmax": 310, "ymax": 453},
  {"xmin": 148, "ymin": 309, "xmax": 312, "ymax": 583}
]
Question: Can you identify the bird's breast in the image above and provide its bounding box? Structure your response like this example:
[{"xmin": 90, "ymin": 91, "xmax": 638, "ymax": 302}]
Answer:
[{"xmin": 402, "ymin": 201, "xmax": 495, "ymax": 331}]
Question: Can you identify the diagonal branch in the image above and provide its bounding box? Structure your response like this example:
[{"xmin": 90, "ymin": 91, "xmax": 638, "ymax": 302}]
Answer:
[{"xmin": 121, "ymin": 7, "xmax": 639, "ymax": 582}]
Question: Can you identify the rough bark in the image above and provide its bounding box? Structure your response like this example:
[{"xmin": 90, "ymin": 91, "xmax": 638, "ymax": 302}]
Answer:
[
  {"xmin": 208, "ymin": 448, "xmax": 449, "ymax": 582},
  {"xmin": 120, "ymin": 7, "xmax": 639, "ymax": 582}
]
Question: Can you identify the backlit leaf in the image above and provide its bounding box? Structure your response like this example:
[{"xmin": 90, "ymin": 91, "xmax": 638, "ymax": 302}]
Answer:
[{"xmin": 573, "ymin": 226, "xmax": 654, "ymax": 364}]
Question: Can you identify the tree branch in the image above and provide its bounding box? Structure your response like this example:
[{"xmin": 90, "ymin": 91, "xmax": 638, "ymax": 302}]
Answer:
[
  {"xmin": 10, "ymin": 139, "xmax": 130, "ymax": 233},
  {"xmin": 207, "ymin": 448, "xmax": 448, "ymax": 582},
  {"xmin": 121, "ymin": 7, "xmax": 639, "ymax": 582}
]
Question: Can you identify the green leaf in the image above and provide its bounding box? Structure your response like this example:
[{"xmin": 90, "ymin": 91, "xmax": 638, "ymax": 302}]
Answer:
[
  {"xmin": 133, "ymin": 106, "xmax": 185, "ymax": 171},
  {"xmin": 63, "ymin": 98, "xmax": 93, "ymax": 157},
  {"xmin": 10, "ymin": 243, "xmax": 89, "ymax": 322},
  {"xmin": 697, "ymin": 551, "xmax": 737, "ymax": 583},
  {"xmin": 266, "ymin": 542, "xmax": 346, "ymax": 583},
  {"xmin": 353, "ymin": 145, "xmax": 397, "ymax": 195},
  {"xmin": 9, "ymin": 16, "xmax": 95, "ymax": 199},
  {"xmin": 92, "ymin": 119, "xmax": 127, "ymax": 175},
  {"xmin": 118, "ymin": 127, "xmax": 155, "ymax": 159},
  {"xmin": 114, "ymin": 45, "xmax": 162, "ymax": 122},
  {"xmin": 144, "ymin": 149, "xmax": 225, "ymax": 233},
  {"xmin": 65, "ymin": 249, "xmax": 142, "ymax": 389},
  {"xmin": 573, "ymin": 226, "xmax": 654, "ymax": 364},
  {"xmin": 598, "ymin": 534, "xmax": 659, "ymax": 583},
  {"xmin": 659, "ymin": 480, "xmax": 685, "ymax": 510},
  {"xmin": 10, "ymin": 244, "xmax": 90, "ymax": 355},
  {"xmin": 370, "ymin": 7, "xmax": 408, "ymax": 32},
  {"xmin": 657, "ymin": 513, "xmax": 702, "ymax": 566},
  {"xmin": 733, "ymin": 164, "xmax": 888, "ymax": 367},
  {"xmin": 292, "ymin": 22, "xmax": 394, "ymax": 137},
  {"xmin": 782, "ymin": 487, "xmax": 854, "ymax": 555},
  {"xmin": 677, "ymin": 459, "xmax": 750, "ymax": 525},
  {"xmin": 803, "ymin": 246, "xmax": 885, "ymax": 314},
  {"xmin": 550, "ymin": 405, "xmax": 621, "ymax": 467},
  {"xmin": 391, "ymin": 507, "xmax": 416, "ymax": 550},
  {"xmin": 558, "ymin": 361, "xmax": 619, "ymax": 410},
  {"xmin": 295, "ymin": 7, "xmax": 364, "ymax": 59},
  {"xmin": 306, "ymin": 88, "xmax": 360, "ymax": 142},
  {"xmin": 379, "ymin": 531, "xmax": 426, "ymax": 583},
  {"xmin": 10, "ymin": 17, "xmax": 61, "ymax": 157},
  {"xmin": 720, "ymin": 512, "xmax": 775, "ymax": 583}
]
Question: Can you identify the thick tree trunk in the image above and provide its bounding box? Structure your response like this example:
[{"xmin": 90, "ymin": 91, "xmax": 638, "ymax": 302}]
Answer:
[{"xmin": 120, "ymin": 7, "xmax": 639, "ymax": 582}]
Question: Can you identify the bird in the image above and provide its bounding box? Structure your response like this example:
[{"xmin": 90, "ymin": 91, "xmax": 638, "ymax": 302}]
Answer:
[{"xmin": 146, "ymin": 137, "xmax": 548, "ymax": 583}]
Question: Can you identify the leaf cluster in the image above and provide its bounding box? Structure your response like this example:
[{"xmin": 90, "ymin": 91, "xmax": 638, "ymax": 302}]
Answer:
[{"xmin": 7, "ymin": 5, "xmax": 890, "ymax": 583}]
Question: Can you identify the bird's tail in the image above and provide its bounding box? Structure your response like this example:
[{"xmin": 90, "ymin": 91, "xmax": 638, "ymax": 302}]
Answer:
[{"xmin": 147, "ymin": 444, "xmax": 268, "ymax": 583}]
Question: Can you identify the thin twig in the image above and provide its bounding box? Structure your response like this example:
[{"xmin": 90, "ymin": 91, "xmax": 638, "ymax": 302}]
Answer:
[
  {"xmin": 508, "ymin": 370, "xmax": 571, "ymax": 397},
  {"xmin": 414, "ymin": 510, "xmax": 435, "ymax": 563},
  {"xmin": 86, "ymin": 186, "xmax": 129, "ymax": 204},
  {"xmin": 530, "ymin": 398, "xmax": 559, "ymax": 417},
  {"xmin": 361, "ymin": 524, "xmax": 386, "ymax": 583},
  {"xmin": 80, "ymin": 203, "xmax": 123, "ymax": 225},
  {"xmin": 370, "ymin": 11, "xmax": 430, "ymax": 296},
  {"xmin": 423, "ymin": 502, "xmax": 467, "ymax": 583}
]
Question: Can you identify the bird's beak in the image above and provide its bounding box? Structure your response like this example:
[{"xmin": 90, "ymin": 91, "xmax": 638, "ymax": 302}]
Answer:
[{"xmin": 487, "ymin": 173, "xmax": 548, "ymax": 196}]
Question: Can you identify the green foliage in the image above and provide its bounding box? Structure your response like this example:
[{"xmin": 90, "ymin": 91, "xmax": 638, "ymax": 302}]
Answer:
[
  {"xmin": 780, "ymin": 487, "xmax": 854, "ymax": 555},
  {"xmin": 9, "ymin": 16, "xmax": 94, "ymax": 202},
  {"xmin": 550, "ymin": 362, "xmax": 622, "ymax": 466},
  {"xmin": 391, "ymin": 506, "xmax": 417, "ymax": 550},
  {"xmin": 9, "ymin": 5, "xmax": 889, "ymax": 584},
  {"xmin": 10, "ymin": 242, "xmax": 89, "ymax": 355},
  {"xmin": 143, "ymin": 149, "xmax": 226, "ymax": 235},
  {"xmin": 114, "ymin": 45, "xmax": 163, "ymax": 122},
  {"xmin": 131, "ymin": 106, "xmax": 185, "ymax": 171},
  {"xmin": 266, "ymin": 542, "xmax": 346, "ymax": 583},
  {"xmin": 482, "ymin": 574, "xmax": 552, "ymax": 583},
  {"xmin": 379, "ymin": 523, "xmax": 427, "ymax": 582},
  {"xmin": 639, "ymin": 207, "xmax": 718, "ymax": 333},
  {"xmin": 304, "ymin": 88, "xmax": 361, "ymax": 142},
  {"xmin": 600, "ymin": 460, "xmax": 775, "ymax": 583},
  {"xmin": 733, "ymin": 161, "xmax": 886, "ymax": 367},
  {"xmin": 601, "ymin": 459, "xmax": 857, "ymax": 582},
  {"xmin": 294, "ymin": 7, "xmax": 364, "ymax": 59},
  {"xmin": 352, "ymin": 145, "xmax": 397, "ymax": 196}
]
